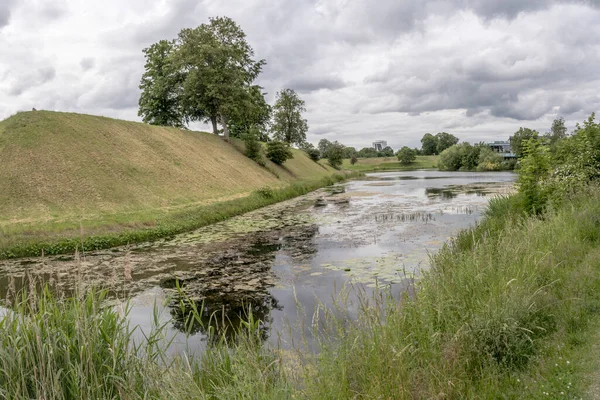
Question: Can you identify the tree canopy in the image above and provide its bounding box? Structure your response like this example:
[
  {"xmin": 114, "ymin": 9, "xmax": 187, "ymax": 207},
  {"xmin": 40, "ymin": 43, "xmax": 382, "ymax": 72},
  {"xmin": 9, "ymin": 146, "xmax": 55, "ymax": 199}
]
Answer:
[
  {"xmin": 420, "ymin": 133, "xmax": 438, "ymax": 155},
  {"xmin": 139, "ymin": 17, "xmax": 266, "ymax": 140},
  {"xmin": 271, "ymin": 89, "xmax": 308, "ymax": 146},
  {"xmin": 138, "ymin": 40, "xmax": 184, "ymax": 127},
  {"xmin": 510, "ymin": 127, "xmax": 539, "ymax": 158},
  {"xmin": 396, "ymin": 146, "xmax": 416, "ymax": 165}
]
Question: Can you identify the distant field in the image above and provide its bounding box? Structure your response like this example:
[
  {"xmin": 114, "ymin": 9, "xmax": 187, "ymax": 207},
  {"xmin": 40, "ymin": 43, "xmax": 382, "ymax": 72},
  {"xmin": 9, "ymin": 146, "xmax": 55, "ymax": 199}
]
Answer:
[
  {"xmin": 340, "ymin": 155, "xmax": 439, "ymax": 172},
  {"xmin": 0, "ymin": 111, "xmax": 341, "ymax": 256}
]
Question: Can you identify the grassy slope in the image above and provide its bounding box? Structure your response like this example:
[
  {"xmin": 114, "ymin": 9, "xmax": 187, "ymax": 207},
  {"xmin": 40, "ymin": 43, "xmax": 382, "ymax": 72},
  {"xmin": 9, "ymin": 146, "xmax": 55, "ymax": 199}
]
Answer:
[
  {"xmin": 340, "ymin": 155, "xmax": 438, "ymax": 172},
  {"xmin": 0, "ymin": 111, "xmax": 340, "ymax": 255}
]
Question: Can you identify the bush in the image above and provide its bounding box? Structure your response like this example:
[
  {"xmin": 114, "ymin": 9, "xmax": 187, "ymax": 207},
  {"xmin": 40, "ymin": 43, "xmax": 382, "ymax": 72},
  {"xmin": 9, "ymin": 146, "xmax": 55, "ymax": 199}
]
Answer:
[
  {"xmin": 266, "ymin": 141, "xmax": 293, "ymax": 165},
  {"xmin": 350, "ymin": 154, "xmax": 358, "ymax": 165},
  {"xmin": 305, "ymin": 148, "xmax": 320, "ymax": 162},
  {"xmin": 255, "ymin": 186, "xmax": 275, "ymax": 198},
  {"xmin": 396, "ymin": 146, "xmax": 416, "ymax": 165}
]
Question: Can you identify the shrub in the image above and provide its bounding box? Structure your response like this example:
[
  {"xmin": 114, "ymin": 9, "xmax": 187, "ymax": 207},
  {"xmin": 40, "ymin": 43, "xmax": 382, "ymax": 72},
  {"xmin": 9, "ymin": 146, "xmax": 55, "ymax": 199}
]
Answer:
[
  {"xmin": 396, "ymin": 146, "xmax": 416, "ymax": 165},
  {"xmin": 350, "ymin": 154, "xmax": 358, "ymax": 165},
  {"xmin": 266, "ymin": 141, "xmax": 293, "ymax": 165},
  {"xmin": 255, "ymin": 186, "xmax": 275, "ymax": 198},
  {"xmin": 305, "ymin": 148, "xmax": 321, "ymax": 162}
]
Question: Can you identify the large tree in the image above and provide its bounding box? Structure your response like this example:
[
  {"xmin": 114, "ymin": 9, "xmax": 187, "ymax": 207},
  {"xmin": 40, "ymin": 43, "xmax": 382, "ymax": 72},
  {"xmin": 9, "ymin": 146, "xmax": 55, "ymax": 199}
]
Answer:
[
  {"xmin": 421, "ymin": 133, "xmax": 438, "ymax": 155},
  {"xmin": 271, "ymin": 88, "xmax": 308, "ymax": 146},
  {"xmin": 173, "ymin": 16, "xmax": 265, "ymax": 139},
  {"xmin": 510, "ymin": 127, "xmax": 539, "ymax": 158},
  {"xmin": 436, "ymin": 132, "xmax": 459, "ymax": 154},
  {"xmin": 138, "ymin": 40, "xmax": 184, "ymax": 127}
]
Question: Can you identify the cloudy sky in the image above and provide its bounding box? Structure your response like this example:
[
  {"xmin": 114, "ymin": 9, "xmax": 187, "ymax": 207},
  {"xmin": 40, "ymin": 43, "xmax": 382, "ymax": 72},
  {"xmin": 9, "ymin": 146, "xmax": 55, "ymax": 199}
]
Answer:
[{"xmin": 1, "ymin": 0, "xmax": 599, "ymax": 149}]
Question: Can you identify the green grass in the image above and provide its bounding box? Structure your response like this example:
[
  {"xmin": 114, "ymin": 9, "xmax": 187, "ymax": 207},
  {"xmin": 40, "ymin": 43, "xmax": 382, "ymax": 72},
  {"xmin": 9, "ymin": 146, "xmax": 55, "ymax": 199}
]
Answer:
[
  {"xmin": 340, "ymin": 155, "xmax": 439, "ymax": 172},
  {"xmin": 0, "ymin": 110, "xmax": 344, "ymax": 258},
  {"xmin": 4, "ymin": 188, "xmax": 600, "ymax": 398},
  {"xmin": 0, "ymin": 172, "xmax": 360, "ymax": 259}
]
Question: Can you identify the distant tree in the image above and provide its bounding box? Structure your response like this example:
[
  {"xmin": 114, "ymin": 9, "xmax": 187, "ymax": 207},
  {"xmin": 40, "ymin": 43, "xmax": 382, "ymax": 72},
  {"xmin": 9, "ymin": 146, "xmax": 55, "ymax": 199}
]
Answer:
[
  {"xmin": 421, "ymin": 133, "xmax": 438, "ymax": 155},
  {"xmin": 271, "ymin": 88, "xmax": 308, "ymax": 146},
  {"xmin": 358, "ymin": 147, "xmax": 378, "ymax": 158},
  {"xmin": 318, "ymin": 139, "xmax": 333, "ymax": 158},
  {"xmin": 413, "ymin": 147, "xmax": 423, "ymax": 156},
  {"xmin": 327, "ymin": 142, "xmax": 345, "ymax": 169},
  {"xmin": 510, "ymin": 127, "xmax": 539, "ymax": 158},
  {"xmin": 379, "ymin": 146, "xmax": 394, "ymax": 157},
  {"xmin": 138, "ymin": 40, "xmax": 184, "ymax": 127},
  {"xmin": 350, "ymin": 154, "xmax": 358, "ymax": 165},
  {"xmin": 266, "ymin": 141, "xmax": 293, "ymax": 165},
  {"xmin": 228, "ymin": 85, "xmax": 271, "ymax": 140},
  {"xmin": 438, "ymin": 145, "xmax": 465, "ymax": 171},
  {"xmin": 396, "ymin": 146, "xmax": 416, "ymax": 165},
  {"xmin": 546, "ymin": 117, "xmax": 568, "ymax": 145},
  {"xmin": 173, "ymin": 17, "xmax": 265, "ymax": 140},
  {"xmin": 343, "ymin": 146, "xmax": 357, "ymax": 159},
  {"xmin": 460, "ymin": 142, "xmax": 481, "ymax": 171},
  {"xmin": 436, "ymin": 132, "xmax": 459, "ymax": 153}
]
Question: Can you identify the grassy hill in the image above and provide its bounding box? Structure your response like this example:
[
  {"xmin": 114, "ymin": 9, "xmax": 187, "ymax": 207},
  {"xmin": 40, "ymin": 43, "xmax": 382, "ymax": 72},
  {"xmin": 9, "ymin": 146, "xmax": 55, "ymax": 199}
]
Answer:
[{"xmin": 0, "ymin": 111, "xmax": 341, "ymax": 257}]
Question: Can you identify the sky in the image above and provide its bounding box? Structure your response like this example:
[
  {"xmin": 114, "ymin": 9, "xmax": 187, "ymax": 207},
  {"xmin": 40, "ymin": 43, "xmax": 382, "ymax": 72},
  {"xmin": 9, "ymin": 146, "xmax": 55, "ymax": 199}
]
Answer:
[{"xmin": 1, "ymin": 0, "xmax": 600, "ymax": 149}]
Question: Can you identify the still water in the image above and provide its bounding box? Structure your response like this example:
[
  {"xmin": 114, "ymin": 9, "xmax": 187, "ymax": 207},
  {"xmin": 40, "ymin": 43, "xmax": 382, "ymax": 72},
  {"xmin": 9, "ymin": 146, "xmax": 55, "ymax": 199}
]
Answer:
[{"xmin": 0, "ymin": 171, "xmax": 515, "ymax": 353}]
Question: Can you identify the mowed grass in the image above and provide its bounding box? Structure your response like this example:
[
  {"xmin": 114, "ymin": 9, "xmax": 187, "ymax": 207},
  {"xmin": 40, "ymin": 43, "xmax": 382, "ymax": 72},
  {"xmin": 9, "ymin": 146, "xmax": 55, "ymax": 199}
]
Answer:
[
  {"xmin": 0, "ymin": 111, "xmax": 342, "ymax": 257},
  {"xmin": 340, "ymin": 155, "xmax": 439, "ymax": 172}
]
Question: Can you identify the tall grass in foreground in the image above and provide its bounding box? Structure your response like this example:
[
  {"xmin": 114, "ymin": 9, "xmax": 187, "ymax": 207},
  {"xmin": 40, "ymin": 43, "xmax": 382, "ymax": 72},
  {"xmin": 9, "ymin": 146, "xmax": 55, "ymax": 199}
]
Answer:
[{"xmin": 301, "ymin": 189, "xmax": 600, "ymax": 398}]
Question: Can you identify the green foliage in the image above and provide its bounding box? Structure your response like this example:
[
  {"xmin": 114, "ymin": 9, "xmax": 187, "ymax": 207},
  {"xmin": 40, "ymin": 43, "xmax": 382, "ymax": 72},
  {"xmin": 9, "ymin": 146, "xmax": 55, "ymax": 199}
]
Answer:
[
  {"xmin": 243, "ymin": 127, "xmax": 264, "ymax": 165},
  {"xmin": 436, "ymin": 132, "xmax": 459, "ymax": 154},
  {"xmin": 343, "ymin": 146, "xmax": 357, "ymax": 159},
  {"xmin": 546, "ymin": 116, "xmax": 568, "ymax": 145},
  {"xmin": 271, "ymin": 89, "xmax": 308, "ymax": 146},
  {"xmin": 421, "ymin": 133, "xmax": 438, "ymax": 155},
  {"xmin": 350, "ymin": 154, "xmax": 358, "ymax": 165},
  {"xmin": 138, "ymin": 40, "xmax": 185, "ymax": 127},
  {"xmin": 172, "ymin": 17, "xmax": 265, "ymax": 138},
  {"xmin": 379, "ymin": 146, "xmax": 394, "ymax": 157},
  {"xmin": 318, "ymin": 139, "xmax": 333, "ymax": 157},
  {"xmin": 396, "ymin": 146, "xmax": 416, "ymax": 165},
  {"xmin": 228, "ymin": 86, "xmax": 271, "ymax": 140},
  {"xmin": 254, "ymin": 186, "xmax": 275, "ymax": 198},
  {"xmin": 306, "ymin": 148, "xmax": 320, "ymax": 162},
  {"xmin": 439, "ymin": 143, "xmax": 506, "ymax": 171},
  {"xmin": 510, "ymin": 127, "xmax": 539, "ymax": 158},
  {"xmin": 327, "ymin": 142, "xmax": 345, "ymax": 169},
  {"xmin": 477, "ymin": 146, "xmax": 504, "ymax": 171},
  {"xmin": 517, "ymin": 113, "xmax": 600, "ymax": 214},
  {"xmin": 266, "ymin": 141, "xmax": 294, "ymax": 165},
  {"xmin": 357, "ymin": 147, "xmax": 378, "ymax": 158}
]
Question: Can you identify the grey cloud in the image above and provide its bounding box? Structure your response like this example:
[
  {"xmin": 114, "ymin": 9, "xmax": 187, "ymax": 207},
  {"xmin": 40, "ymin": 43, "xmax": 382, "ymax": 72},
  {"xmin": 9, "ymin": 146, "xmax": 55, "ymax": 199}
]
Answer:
[
  {"xmin": 80, "ymin": 57, "xmax": 95, "ymax": 71},
  {"xmin": 0, "ymin": 0, "xmax": 16, "ymax": 28},
  {"xmin": 8, "ymin": 66, "xmax": 56, "ymax": 96},
  {"xmin": 285, "ymin": 75, "xmax": 346, "ymax": 93}
]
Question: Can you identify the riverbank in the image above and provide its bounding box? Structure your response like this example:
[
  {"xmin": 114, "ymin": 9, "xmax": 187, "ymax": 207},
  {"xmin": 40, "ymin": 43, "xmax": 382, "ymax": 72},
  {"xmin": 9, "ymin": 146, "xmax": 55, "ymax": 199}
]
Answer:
[
  {"xmin": 0, "ymin": 172, "xmax": 361, "ymax": 259},
  {"xmin": 339, "ymin": 155, "xmax": 439, "ymax": 172},
  {"xmin": 4, "ymin": 184, "xmax": 600, "ymax": 398}
]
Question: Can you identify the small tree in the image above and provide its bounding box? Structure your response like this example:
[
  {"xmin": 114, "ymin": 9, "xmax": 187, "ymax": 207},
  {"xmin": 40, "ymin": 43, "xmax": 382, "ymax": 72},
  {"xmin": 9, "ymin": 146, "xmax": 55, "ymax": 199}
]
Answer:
[
  {"xmin": 396, "ymin": 146, "xmax": 416, "ymax": 165},
  {"xmin": 272, "ymin": 88, "xmax": 308, "ymax": 146},
  {"xmin": 244, "ymin": 126, "xmax": 264, "ymax": 165},
  {"xmin": 510, "ymin": 127, "xmax": 539, "ymax": 158},
  {"xmin": 266, "ymin": 141, "xmax": 293, "ymax": 165},
  {"xmin": 327, "ymin": 142, "xmax": 345, "ymax": 169},
  {"xmin": 350, "ymin": 154, "xmax": 358, "ymax": 165},
  {"xmin": 421, "ymin": 133, "xmax": 438, "ymax": 155}
]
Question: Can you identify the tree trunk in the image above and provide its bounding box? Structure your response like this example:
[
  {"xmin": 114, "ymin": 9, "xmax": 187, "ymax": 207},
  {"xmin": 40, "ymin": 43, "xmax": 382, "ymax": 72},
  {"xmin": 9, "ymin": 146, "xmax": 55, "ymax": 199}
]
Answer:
[
  {"xmin": 211, "ymin": 115, "xmax": 218, "ymax": 135},
  {"xmin": 221, "ymin": 114, "xmax": 230, "ymax": 141}
]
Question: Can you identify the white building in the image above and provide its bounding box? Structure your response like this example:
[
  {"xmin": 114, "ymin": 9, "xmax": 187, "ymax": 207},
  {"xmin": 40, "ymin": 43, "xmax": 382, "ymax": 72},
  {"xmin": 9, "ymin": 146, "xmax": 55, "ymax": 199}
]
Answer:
[{"xmin": 372, "ymin": 140, "xmax": 388, "ymax": 151}]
